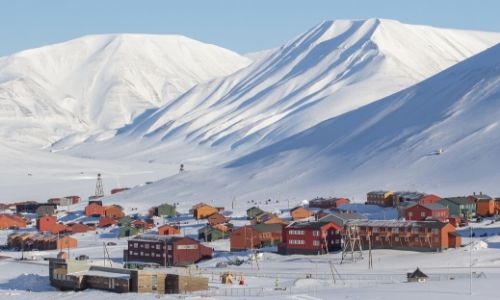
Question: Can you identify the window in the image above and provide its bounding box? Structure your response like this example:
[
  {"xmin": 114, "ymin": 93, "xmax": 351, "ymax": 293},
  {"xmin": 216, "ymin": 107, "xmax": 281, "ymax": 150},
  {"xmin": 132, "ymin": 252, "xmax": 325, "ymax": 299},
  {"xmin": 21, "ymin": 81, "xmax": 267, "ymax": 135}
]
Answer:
[
  {"xmin": 412, "ymin": 227, "xmax": 419, "ymax": 233},
  {"xmin": 414, "ymin": 237, "xmax": 419, "ymax": 242},
  {"xmin": 373, "ymin": 227, "xmax": 379, "ymax": 233},
  {"xmin": 385, "ymin": 237, "xmax": 389, "ymax": 241},
  {"xmin": 145, "ymin": 244, "xmax": 150, "ymax": 249},
  {"xmin": 156, "ymin": 245, "xmax": 160, "ymax": 250},
  {"xmin": 432, "ymin": 228, "xmax": 439, "ymax": 234},
  {"xmin": 140, "ymin": 251, "xmax": 144, "ymax": 256},
  {"xmin": 395, "ymin": 237, "xmax": 399, "ymax": 241},
  {"xmin": 313, "ymin": 240, "xmax": 320, "ymax": 246},
  {"xmin": 421, "ymin": 212, "xmax": 426, "ymax": 217},
  {"xmin": 434, "ymin": 237, "xmax": 439, "ymax": 242},
  {"xmin": 375, "ymin": 236, "xmax": 380, "ymax": 241},
  {"xmin": 393, "ymin": 228, "xmax": 399, "ymax": 233},
  {"xmin": 133, "ymin": 243, "xmax": 138, "ymax": 248},
  {"xmin": 313, "ymin": 230, "xmax": 320, "ymax": 237},
  {"xmin": 408, "ymin": 212, "xmax": 413, "ymax": 217}
]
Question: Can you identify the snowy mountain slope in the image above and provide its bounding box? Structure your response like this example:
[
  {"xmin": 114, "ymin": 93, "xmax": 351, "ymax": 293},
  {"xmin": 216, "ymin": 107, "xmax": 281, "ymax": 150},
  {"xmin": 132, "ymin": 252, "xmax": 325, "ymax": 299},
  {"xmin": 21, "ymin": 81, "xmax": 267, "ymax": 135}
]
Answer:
[
  {"xmin": 101, "ymin": 43, "xmax": 500, "ymax": 212},
  {"xmin": 0, "ymin": 34, "xmax": 251, "ymax": 146},
  {"xmin": 92, "ymin": 18, "xmax": 500, "ymax": 163}
]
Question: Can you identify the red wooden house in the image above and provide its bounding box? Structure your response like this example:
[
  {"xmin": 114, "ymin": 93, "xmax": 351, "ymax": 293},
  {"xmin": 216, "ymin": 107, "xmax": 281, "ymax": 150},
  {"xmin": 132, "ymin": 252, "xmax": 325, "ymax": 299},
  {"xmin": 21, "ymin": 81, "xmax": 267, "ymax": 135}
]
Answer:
[
  {"xmin": 67, "ymin": 223, "xmax": 93, "ymax": 234},
  {"xmin": 0, "ymin": 214, "xmax": 27, "ymax": 229},
  {"xmin": 158, "ymin": 224, "xmax": 181, "ymax": 236},
  {"xmin": 230, "ymin": 224, "xmax": 283, "ymax": 251},
  {"xmin": 37, "ymin": 216, "xmax": 67, "ymax": 234},
  {"xmin": 404, "ymin": 203, "xmax": 449, "ymax": 221},
  {"xmin": 98, "ymin": 217, "xmax": 118, "ymax": 228},
  {"xmin": 418, "ymin": 195, "xmax": 442, "ymax": 204},
  {"xmin": 84, "ymin": 203, "xmax": 105, "ymax": 217},
  {"xmin": 278, "ymin": 221, "xmax": 342, "ymax": 255},
  {"xmin": 207, "ymin": 213, "xmax": 228, "ymax": 226}
]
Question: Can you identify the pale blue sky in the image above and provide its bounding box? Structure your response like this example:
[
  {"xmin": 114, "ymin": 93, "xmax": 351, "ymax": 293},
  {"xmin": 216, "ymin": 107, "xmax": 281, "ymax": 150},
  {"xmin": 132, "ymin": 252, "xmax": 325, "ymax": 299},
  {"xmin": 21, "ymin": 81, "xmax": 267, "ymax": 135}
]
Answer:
[{"xmin": 1, "ymin": 0, "xmax": 499, "ymax": 56}]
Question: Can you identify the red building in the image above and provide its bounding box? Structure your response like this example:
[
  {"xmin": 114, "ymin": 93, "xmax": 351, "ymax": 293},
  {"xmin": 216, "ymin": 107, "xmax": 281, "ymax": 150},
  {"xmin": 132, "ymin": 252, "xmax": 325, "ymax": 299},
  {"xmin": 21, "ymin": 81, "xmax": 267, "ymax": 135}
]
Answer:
[
  {"xmin": 158, "ymin": 224, "xmax": 181, "ymax": 236},
  {"xmin": 67, "ymin": 223, "xmax": 93, "ymax": 234},
  {"xmin": 404, "ymin": 203, "xmax": 449, "ymax": 221},
  {"xmin": 37, "ymin": 216, "xmax": 67, "ymax": 234},
  {"xmin": 98, "ymin": 217, "xmax": 118, "ymax": 228},
  {"xmin": 84, "ymin": 203, "xmax": 105, "ymax": 217},
  {"xmin": 0, "ymin": 214, "xmax": 27, "ymax": 229},
  {"xmin": 418, "ymin": 195, "xmax": 442, "ymax": 204},
  {"xmin": 309, "ymin": 197, "xmax": 350, "ymax": 209},
  {"xmin": 123, "ymin": 235, "xmax": 212, "ymax": 267},
  {"xmin": 104, "ymin": 205, "xmax": 125, "ymax": 219},
  {"xmin": 278, "ymin": 221, "xmax": 342, "ymax": 255},
  {"xmin": 207, "ymin": 213, "xmax": 228, "ymax": 226},
  {"xmin": 230, "ymin": 224, "xmax": 283, "ymax": 251}
]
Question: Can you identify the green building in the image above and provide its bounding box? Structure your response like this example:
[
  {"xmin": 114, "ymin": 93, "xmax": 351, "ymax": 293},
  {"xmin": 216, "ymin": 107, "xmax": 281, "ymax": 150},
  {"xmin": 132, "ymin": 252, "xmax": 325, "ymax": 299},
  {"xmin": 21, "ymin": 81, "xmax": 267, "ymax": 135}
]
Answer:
[
  {"xmin": 151, "ymin": 203, "xmax": 176, "ymax": 218},
  {"xmin": 119, "ymin": 225, "xmax": 139, "ymax": 238},
  {"xmin": 198, "ymin": 226, "xmax": 228, "ymax": 242},
  {"xmin": 439, "ymin": 197, "xmax": 476, "ymax": 219},
  {"xmin": 246, "ymin": 206, "xmax": 265, "ymax": 220}
]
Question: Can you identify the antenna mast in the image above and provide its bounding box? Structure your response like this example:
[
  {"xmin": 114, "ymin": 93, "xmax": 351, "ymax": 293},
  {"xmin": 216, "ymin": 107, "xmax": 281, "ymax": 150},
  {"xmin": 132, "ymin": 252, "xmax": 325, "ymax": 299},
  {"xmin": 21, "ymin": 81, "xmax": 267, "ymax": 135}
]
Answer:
[{"xmin": 95, "ymin": 173, "xmax": 104, "ymax": 197}]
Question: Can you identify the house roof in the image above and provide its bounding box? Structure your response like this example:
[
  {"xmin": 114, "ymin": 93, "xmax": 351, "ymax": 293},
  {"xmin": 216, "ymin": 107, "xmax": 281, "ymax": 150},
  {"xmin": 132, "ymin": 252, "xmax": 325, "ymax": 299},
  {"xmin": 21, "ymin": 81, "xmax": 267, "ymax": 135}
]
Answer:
[
  {"xmin": 320, "ymin": 212, "xmax": 368, "ymax": 223},
  {"xmin": 286, "ymin": 220, "xmax": 340, "ymax": 230},
  {"xmin": 250, "ymin": 223, "xmax": 283, "ymax": 233},
  {"xmin": 441, "ymin": 197, "xmax": 474, "ymax": 205},
  {"xmin": 407, "ymin": 268, "xmax": 428, "ymax": 278},
  {"xmin": 420, "ymin": 203, "xmax": 448, "ymax": 211},
  {"xmin": 346, "ymin": 219, "xmax": 448, "ymax": 229},
  {"xmin": 131, "ymin": 234, "xmax": 195, "ymax": 243},
  {"xmin": 367, "ymin": 191, "xmax": 392, "ymax": 195}
]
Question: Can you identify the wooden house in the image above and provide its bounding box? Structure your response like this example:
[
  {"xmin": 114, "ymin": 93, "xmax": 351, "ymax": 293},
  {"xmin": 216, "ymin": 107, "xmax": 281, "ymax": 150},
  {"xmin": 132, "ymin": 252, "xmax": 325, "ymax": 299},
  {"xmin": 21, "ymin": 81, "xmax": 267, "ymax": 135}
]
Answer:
[
  {"xmin": 35, "ymin": 204, "xmax": 57, "ymax": 216},
  {"xmin": 246, "ymin": 206, "xmax": 265, "ymax": 220},
  {"xmin": 319, "ymin": 211, "xmax": 368, "ymax": 227},
  {"xmin": 309, "ymin": 197, "xmax": 350, "ymax": 209},
  {"xmin": 104, "ymin": 205, "xmax": 125, "ymax": 219},
  {"xmin": 290, "ymin": 206, "xmax": 314, "ymax": 221},
  {"xmin": 439, "ymin": 197, "xmax": 476, "ymax": 219},
  {"xmin": 473, "ymin": 194, "xmax": 496, "ymax": 217},
  {"xmin": 407, "ymin": 268, "xmax": 428, "ymax": 283},
  {"xmin": 230, "ymin": 224, "xmax": 283, "ymax": 251},
  {"xmin": 0, "ymin": 214, "xmax": 27, "ymax": 229},
  {"xmin": 192, "ymin": 203, "xmax": 219, "ymax": 219},
  {"xmin": 366, "ymin": 191, "xmax": 394, "ymax": 207},
  {"xmin": 124, "ymin": 235, "xmax": 213, "ymax": 267},
  {"xmin": 98, "ymin": 217, "xmax": 118, "ymax": 228},
  {"xmin": 119, "ymin": 225, "xmax": 140, "ymax": 238},
  {"xmin": 158, "ymin": 224, "xmax": 181, "ymax": 236},
  {"xmin": 84, "ymin": 203, "xmax": 105, "ymax": 217},
  {"xmin": 404, "ymin": 203, "xmax": 449, "ymax": 221},
  {"xmin": 37, "ymin": 216, "xmax": 67, "ymax": 234},
  {"xmin": 67, "ymin": 223, "xmax": 93, "ymax": 234},
  {"xmin": 347, "ymin": 220, "xmax": 461, "ymax": 252},
  {"xmin": 207, "ymin": 213, "xmax": 228, "ymax": 226},
  {"xmin": 149, "ymin": 203, "xmax": 176, "ymax": 218},
  {"xmin": 198, "ymin": 225, "xmax": 229, "ymax": 242},
  {"xmin": 278, "ymin": 221, "xmax": 342, "ymax": 255}
]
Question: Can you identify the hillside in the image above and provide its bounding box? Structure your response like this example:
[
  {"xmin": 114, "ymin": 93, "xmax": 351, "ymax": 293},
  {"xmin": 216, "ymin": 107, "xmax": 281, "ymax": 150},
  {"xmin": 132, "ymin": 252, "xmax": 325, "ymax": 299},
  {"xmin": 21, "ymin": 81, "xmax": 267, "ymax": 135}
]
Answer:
[
  {"xmin": 103, "ymin": 43, "xmax": 500, "ymax": 212},
  {"xmin": 75, "ymin": 18, "xmax": 500, "ymax": 165},
  {"xmin": 0, "ymin": 34, "xmax": 251, "ymax": 147}
]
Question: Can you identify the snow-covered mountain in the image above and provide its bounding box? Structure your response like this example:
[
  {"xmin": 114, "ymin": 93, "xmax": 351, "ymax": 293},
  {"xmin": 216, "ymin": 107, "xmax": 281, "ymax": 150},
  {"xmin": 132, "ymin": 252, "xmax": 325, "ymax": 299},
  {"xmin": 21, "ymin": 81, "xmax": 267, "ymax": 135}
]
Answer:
[
  {"xmin": 104, "ymin": 42, "xmax": 500, "ymax": 212},
  {"xmin": 0, "ymin": 34, "xmax": 251, "ymax": 147},
  {"xmin": 89, "ymin": 18, "xmax": 500, "ymax": 164}
]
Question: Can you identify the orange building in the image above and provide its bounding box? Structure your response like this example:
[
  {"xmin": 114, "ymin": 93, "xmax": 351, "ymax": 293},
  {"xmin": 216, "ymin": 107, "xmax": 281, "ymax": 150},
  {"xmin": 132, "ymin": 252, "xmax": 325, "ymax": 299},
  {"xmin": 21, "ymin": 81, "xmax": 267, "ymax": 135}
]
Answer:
[
  {"xmin": 158, "ymin": 224, "xmax": 181, "ymax": 236},
  {"xmin": 37, "ymin": 216, "xmax": 67, "ymax": 234},
  {"xmin": 193, "ymin": 204, "xmax": 219, "ymax": 219},
  {"xmin": 0, "ymin": 214, "xmax": 27, "ymax": 229},
  {"xmin": 104, "ymin": 205, "xmax": 125, "ymax": 219},
  {"xmin": 290, "ymin": 207, "xmax": 314, "ymax": 221},
  {"xmin": 84, "ymin": 203, "xmax": 105, "ymax": 217},
  {"xmin": 57, "ymin": 236, "xmax": 78, "ymax": 250},
  {"xmin": 476, "ymin": 199, "xmax": 496, "ymax": 217}
]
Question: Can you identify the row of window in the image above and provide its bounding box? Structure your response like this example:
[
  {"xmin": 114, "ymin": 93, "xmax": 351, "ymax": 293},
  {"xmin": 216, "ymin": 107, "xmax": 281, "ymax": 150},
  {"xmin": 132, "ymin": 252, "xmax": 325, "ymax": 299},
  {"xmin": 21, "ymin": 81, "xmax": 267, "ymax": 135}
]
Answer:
[
  {"xmin": 131, "ymin": 242, "xmax": 173, "ymax": 250},
  {"xmin": 128, "ymin": 251, "xmax": 172, "ymax": 257},
  {"xmin": 363, "ymin": 227, "xmax": 439, "ymax": 234},
  {"xmin": 369, "ymin": 236, "xmax": 440, "ymax": 242}
]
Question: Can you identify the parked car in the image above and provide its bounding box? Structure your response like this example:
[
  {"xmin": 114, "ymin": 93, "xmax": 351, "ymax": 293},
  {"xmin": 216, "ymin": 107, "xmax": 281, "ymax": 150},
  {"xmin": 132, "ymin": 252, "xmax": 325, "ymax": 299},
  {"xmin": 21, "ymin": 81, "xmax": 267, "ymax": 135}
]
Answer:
[
  {"xmin": 76, "ymin": 255, "xmax": 89, "ymax": 261},
  {"xmin": 106, "ymin": 242, "xmax": 117, "ymax": 246}
]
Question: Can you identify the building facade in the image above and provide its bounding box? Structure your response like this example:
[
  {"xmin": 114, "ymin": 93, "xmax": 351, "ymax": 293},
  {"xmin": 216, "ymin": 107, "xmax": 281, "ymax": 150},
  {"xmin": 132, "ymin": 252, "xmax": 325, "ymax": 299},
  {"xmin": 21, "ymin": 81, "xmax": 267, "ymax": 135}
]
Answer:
[
  {"xmin": 278, "ymin": 221, "xmax": 342, "ymax": 255},
  {"xmin": 123, "ymin": 235, "xmax": 213, "ymax": 267}
]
